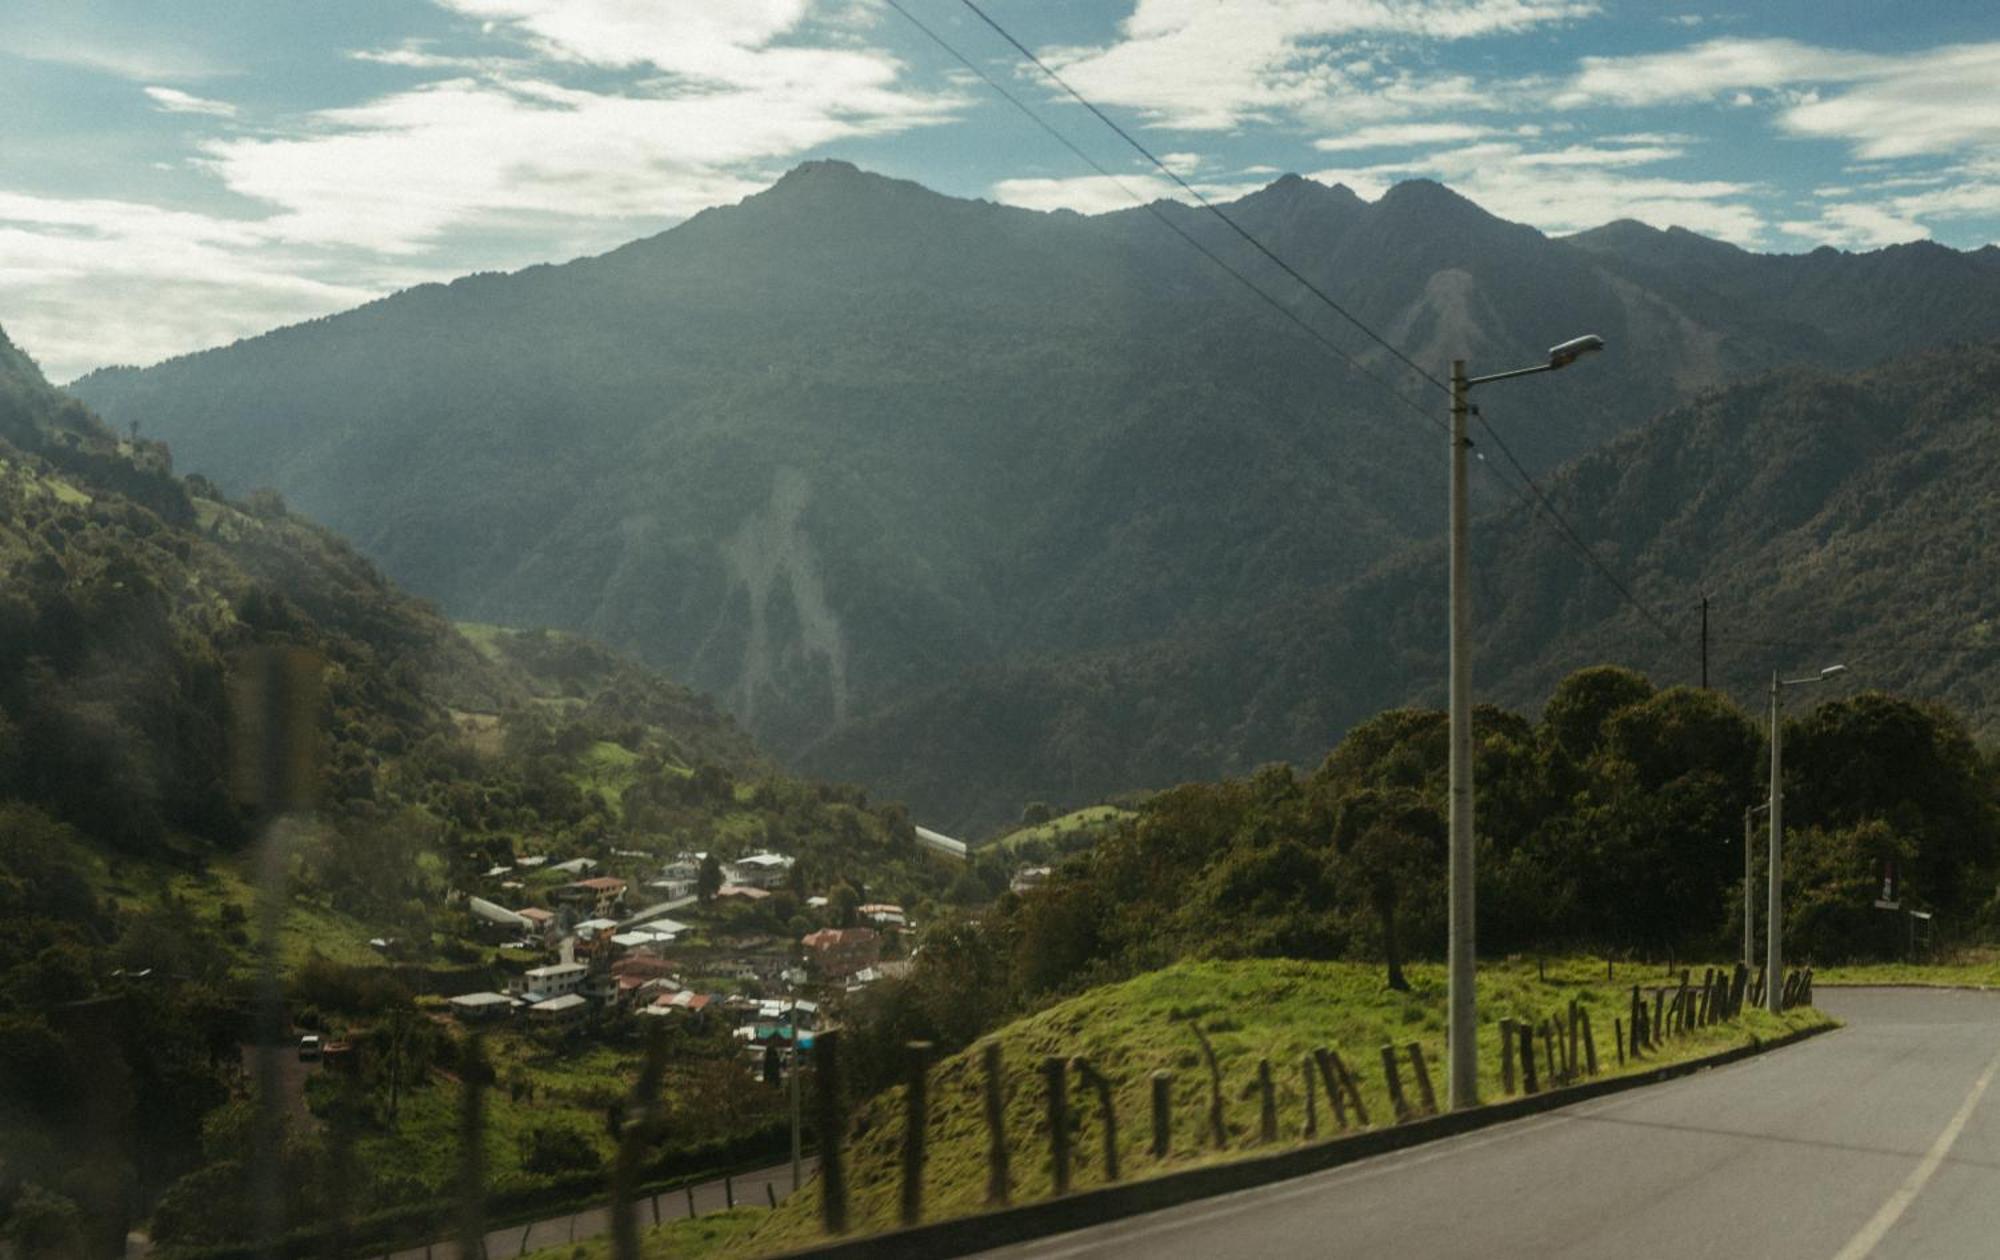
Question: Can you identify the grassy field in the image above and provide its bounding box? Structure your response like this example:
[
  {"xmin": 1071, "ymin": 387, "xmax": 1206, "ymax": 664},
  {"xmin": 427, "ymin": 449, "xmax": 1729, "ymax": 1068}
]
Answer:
[
  {"xmin": 728, "ymin": 955, "xmax": 1829, "ymax": 1255},
  {"xmin": 1814, "ymin": 948, "xmax": 2000, "ymax": 987},
  {"xmin": 982, "ymin": 805, "xmax": 1134, "ymax": 856},
  {"xmin": 572, "ymin": 740, "xmax": 643, "ymax": 816},
  {"xmin": 98, "ymin": 851, "xmax": 385, "ymax": 975}
]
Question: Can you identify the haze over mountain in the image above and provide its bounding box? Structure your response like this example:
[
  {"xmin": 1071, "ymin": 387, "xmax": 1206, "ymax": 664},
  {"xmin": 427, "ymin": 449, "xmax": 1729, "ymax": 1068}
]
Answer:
[
  {"xmin": 68, "ymin": 163, "xmax": 2000, "ymax": 829},
  {"xmin": 804, "ymin": 341, "xmax": 2000, "ymax": 825}
]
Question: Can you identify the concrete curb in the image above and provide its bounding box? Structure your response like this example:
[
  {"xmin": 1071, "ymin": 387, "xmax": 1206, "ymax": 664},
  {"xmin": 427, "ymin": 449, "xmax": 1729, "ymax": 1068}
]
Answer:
[
  {"xmin": 765, "ymin": 1020, "xmax": 1838, "ymax": 1260},
  {"xmin": 1815, "ymin": 982, "xmax": 1999, "ymax": 991}
]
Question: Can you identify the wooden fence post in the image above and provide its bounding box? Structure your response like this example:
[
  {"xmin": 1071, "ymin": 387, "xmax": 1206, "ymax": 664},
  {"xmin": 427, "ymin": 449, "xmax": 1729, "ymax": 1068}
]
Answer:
[
  {"xmin": 612, "ymin": 1028, "xmax": 670, "ymax": 1260},
  {"xmin": 1653, "ymin": 988, "xmax": 1666, "ymax": 1041},
  {"xmin": 1313, "ymin": 1049, "xmax": 1346, "ymax": 1130},
  {"xmin": 1581, "ymin": 1010, "xmax": 1599, "ymax": 1076},
  {"xmin": 1499, "ymin": 1018, "xmax": 1517, "ymax": 1095},
  {"xmin": 1327, "ymin": 1050, "xmax": 1369, "ymax": 1127},
  {"xmin": 1043, "ymin": 1055, "xmax": 1071, "ymax": 1196},
  {"xmin": 456, "ymin": 1035, "xmax": 491, "ymax": 1260},
  {"xmin": 1074, "ymin": 1057, "xmax": 1120, "ymax": 1183},
  {"xmin": 1151, "ymin": 1070, "xmax": 1173, "ymax": 1158},
  {"xmin": 1518, "ymin": 1022, "xmax": 1539, "ymax": 1094},
  {"xmin": 685, "ymin": 1187, "xmax": 695, "ymax": 1218},
  {"xmin": 815, "ymin": 1029, "xmax": 847, "ymax": 1235},
  {"xmin": 766, "ymin": 1184, "xmax": 777, "ymax": 1210},
  {"xmin": 725, "ymin": 1176, "xmax": 734, "ymax": 1210},
  {"xmin": 1302, "ymin": 1055, "xmax": 1318, "ymax": 1139},
  {"xmin": 1629, "ymin": 986, "xmax": 1644, "ymax": 1054},
  {"xmin": 1186, "ymin": 1022, "xmax": 1227, "ymax": 1149},
  {"xmin": 982, "ymin": 1041, "xmax": 1010, "ymax": 1207},
  {"xmin": 1614, "ymin": 1016, "xmax": 1625, "ymax": 1066},
  {"xmin": 1541, "ymin": 1022, "xmax": 1559, "ymax": 1084},
  {"xmin": 901, "ymin": 1041, "xmax": 930, "ymax": 1227},
  {"xmin": 1255, "ymin": 1059, "xmax": 1278, "ymax": 1143},
  {"xmin": 1567, "ymin": 1001, "xmax": 1580, "ymax": 1078},
  {"xmin": 1407, "ymin": 1044, "xmax": 1438, "ymax": 1116},
  {"xmin": 1380, "ymin": 1045, "xmax": 1411, "ymax": 1122}
]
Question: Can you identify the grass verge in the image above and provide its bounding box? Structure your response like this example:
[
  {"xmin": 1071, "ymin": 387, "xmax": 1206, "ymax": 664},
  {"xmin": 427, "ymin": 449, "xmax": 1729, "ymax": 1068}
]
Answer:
[
  {"xmin": 1814, "ymin": 947, "xmax": 2000, "ymax": 987},
  {"xmin": 731, "ymin": 955, "xmax": 1830, "ymax": 1256}
]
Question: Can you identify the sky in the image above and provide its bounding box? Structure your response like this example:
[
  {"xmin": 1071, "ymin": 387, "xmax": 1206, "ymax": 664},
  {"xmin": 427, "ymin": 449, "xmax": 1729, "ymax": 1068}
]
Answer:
[{"xmin": 2, "ymin": 0, "xmax": 1996, "ymax": 382}]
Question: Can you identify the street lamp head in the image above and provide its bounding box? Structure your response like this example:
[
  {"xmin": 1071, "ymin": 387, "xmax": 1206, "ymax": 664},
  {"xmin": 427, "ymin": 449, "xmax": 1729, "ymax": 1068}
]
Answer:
[
  {"xmin": 1547, "ymin": 334, "xmax": 1605, "ymax": 370},
  {"xmin": 1820, "ymin": 664, "xmax": 1849, "ymax": 679}
]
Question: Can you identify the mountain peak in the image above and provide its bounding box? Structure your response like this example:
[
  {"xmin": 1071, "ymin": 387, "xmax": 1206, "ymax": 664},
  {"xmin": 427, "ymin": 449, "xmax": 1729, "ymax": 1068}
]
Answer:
[{"xmin": 1371, "ymin": 178, "xmax": 1506, "ymax": 232}]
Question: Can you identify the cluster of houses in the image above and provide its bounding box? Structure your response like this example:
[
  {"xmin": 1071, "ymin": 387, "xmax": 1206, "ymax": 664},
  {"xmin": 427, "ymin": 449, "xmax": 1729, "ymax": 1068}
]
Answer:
[{"xmin": 446, "ymin": 848, "xmax": 912, "ymax": 1059}]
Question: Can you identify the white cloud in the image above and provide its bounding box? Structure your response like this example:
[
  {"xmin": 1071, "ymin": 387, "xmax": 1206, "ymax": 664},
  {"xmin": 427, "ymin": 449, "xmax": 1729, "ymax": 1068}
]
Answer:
[
  {"xmin": 5, "ymin": 2, "xmax": 962, "ymax": 376},
  {"xmin": 1045, "ymin": 0, "xmax": 1596, "ymax": 130},
  {"xmin": 1778, "ymin": 203, "xmax": 1927, "ymax": 250},
  {"xmin": 144, "ymin": 86, "xmax": 237, "ymax": 117},
  {"xmin": 989, "ymin": 172, "xmax": 1264, "ymax": 214},
  {"xmin": 1777, "ymin": 43, "xmax": 2000, "ymax": 159},
  {"xmin": 1555, "ymin": 38, "xmax": 1885, "ymax": 108},
  {"xmin": 0, "ymin": 191, "xmax": 393, "ymax": 380},
  {"xmin": 193, "ymin": 3, "xmax": 960, "ymax": 255},
  {"xmin": 1553, "ymin": 35, "xmax": 2000, "ymax": 166},
  {"xmin": 1314, "ymin": 121, "xmax": 1495, "ymax": 151}
]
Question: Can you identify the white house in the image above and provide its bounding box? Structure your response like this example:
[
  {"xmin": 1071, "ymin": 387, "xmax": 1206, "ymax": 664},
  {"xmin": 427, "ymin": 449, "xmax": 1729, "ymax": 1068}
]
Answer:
[
  {"xmin": 448, "ymin": 992, "xmax": 515, "ymax": 1023},
  {"xmin": 509, "ymin": 962, "xmax": 587, "ymax": 1002},
  {"xmin": 725, "ymin": 852, "xmax": 795, "ymax": 890}
]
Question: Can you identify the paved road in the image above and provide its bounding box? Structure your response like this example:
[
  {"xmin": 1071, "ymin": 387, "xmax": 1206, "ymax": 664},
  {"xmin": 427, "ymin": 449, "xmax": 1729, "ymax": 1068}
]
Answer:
[
  {"xmin": 383, "ymin": 1157, "xmax": 817, "ymax": 1260},
  {"xmin": 979, "ymin": 989, "xmax": 2000, "ymax": 1260}
]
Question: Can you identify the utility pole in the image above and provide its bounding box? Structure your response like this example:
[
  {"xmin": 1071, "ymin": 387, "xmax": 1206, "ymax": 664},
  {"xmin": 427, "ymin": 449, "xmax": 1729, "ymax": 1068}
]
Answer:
[
  {"xmin": 1766, "ymin": 671, "xmax": 1783, "ymax": 1011},
  {"xmin": 1442, "ymin": 334, "xmax": 1603, "ymax": 1112},
  {"xmin": 1447, "ymin": 359, "xmax": 1475, "ymax": 1110},
  {"xmin": 790, "ymin": 1041, "xmax": 803, "ymax": 1191},
  {"xmin": 1743, "ymin": 802, "xmax": 1766, "ymax": 971},
  {"xmin": 1700, "ymin": 595, "xmax": 1709, "ymax": 689}
]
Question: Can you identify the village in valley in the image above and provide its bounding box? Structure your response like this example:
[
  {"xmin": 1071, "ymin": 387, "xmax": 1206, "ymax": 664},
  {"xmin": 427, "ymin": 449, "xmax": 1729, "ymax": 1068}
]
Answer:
[{"xmin": 429, "ymin": 836, "xmax": 953, "ymax": 1072}]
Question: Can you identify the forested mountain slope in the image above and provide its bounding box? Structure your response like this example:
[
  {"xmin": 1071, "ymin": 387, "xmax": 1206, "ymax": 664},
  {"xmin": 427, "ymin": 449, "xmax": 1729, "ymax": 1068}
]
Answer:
[
  {"xmin": 66, "ymin": 165, "xmax": 2000, "ymax": 828},
  {"xmin": 0, "ymin": 324, "xmax": 951, "ymax": 1247},
  {"xmin": 802, "ymin": 341, "xmax": 2000, "ymax": 825}
]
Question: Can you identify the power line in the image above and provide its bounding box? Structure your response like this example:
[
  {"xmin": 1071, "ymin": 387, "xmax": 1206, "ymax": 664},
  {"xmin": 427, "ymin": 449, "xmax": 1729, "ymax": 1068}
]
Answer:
[
  {"xmin": 903, "ymin": 0, "xmax": 1680, "ymax": 644},
  {"xmin": 954, "ymin": 0, "xmax": 1453, "ymax": 399},
  {"xmin": 881, "ymin": 0, "xmax": 1450, "ymax": 449},
  {"xmin": 943, "ymin": 0, "xmax": 1685, "ymax": 643},
  {"xmin": 1468, "ymin": 401, "xmax": 1682, "ymax": 643}
]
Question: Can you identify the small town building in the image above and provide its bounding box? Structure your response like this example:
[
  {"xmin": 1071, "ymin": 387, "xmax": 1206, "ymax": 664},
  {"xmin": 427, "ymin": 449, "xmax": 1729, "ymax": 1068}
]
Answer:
[
  {"xmin": 801, "ymin": 926, "xmax": 881, "ymax": 981},
  {"xmin": 556, "ymin": 877, "xmax": 628, "ymax": 917},
  {"xmin": 1010, "ymin": 866, "xmax": 1053, "ymax": 894},
  {"xmin": 725, "ymin": 852, "xmax": 796, "ymax": 890},
  {"xmin": 509, "ymin": 962, "xmax": 587, "ymax": 1002},
  {"xmin": 448, "ymin": 992, "xmax": 515, "ymax": 1022},
  {"xmin": 528, "ymin": 993, "xmax": 588, "ymax": 1023}
]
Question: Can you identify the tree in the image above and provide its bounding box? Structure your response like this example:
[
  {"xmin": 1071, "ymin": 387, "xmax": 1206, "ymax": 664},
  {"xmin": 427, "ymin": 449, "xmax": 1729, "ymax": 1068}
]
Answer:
[
  {"xmin": 1020, "ymin": 801, "xmax": 1052, "ymax": 826},
  {"xmin": 827, "ymin": 881, "xmax": 860, "ymax": 928},
  {"xmin": 696, "ymin": 853, "xmax": 723, "ymax": 902},
  {"xmin": 1542, "ymin": 665, "xmax": 1656, "ymax": 766},
  {"xmin": 1331, "ymin": 787, "xmax": 1443, "ymax": 992}
]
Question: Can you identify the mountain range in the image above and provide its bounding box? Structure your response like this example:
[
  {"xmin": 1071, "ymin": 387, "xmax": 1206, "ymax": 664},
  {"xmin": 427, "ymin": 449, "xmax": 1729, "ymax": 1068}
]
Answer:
[{"xmin": 64, "ymin": 162, "xmax": 2000, "ymax": 830}]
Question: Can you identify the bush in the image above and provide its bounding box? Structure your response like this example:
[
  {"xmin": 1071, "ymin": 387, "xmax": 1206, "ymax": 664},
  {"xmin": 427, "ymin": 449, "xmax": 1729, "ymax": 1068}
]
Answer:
[{"xmin": 518, "ymin": 1125, "xmax": 601, "ymax": 1177}]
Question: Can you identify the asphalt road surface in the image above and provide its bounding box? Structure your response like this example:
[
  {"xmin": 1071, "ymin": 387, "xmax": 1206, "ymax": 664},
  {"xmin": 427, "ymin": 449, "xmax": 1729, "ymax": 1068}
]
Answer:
[{"xmin": 978, "ymin": 988, "xmax": 2000, "ymax": 1260}]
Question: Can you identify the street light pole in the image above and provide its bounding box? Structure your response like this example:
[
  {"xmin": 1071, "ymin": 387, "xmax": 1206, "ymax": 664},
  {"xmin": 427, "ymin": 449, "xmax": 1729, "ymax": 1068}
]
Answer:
[
  {"xmin": 1767, "ymin": 671, "xmax": 1783, "ymax": 1010},
  {"xmin": 1743, "ymin": 801, "xmax": 1767, "ymax": 971},
  {"xmin": 1445, "ymin": 334, "xmax": 1603, "ymax": 1111},
  {"xmin": 1766, "ymin": 663, "xmax": 1847, "ymax": 1012},
  {"xmin": 1447, "ymin": 359, "xmax": 1474, "ymax": 1110}
]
